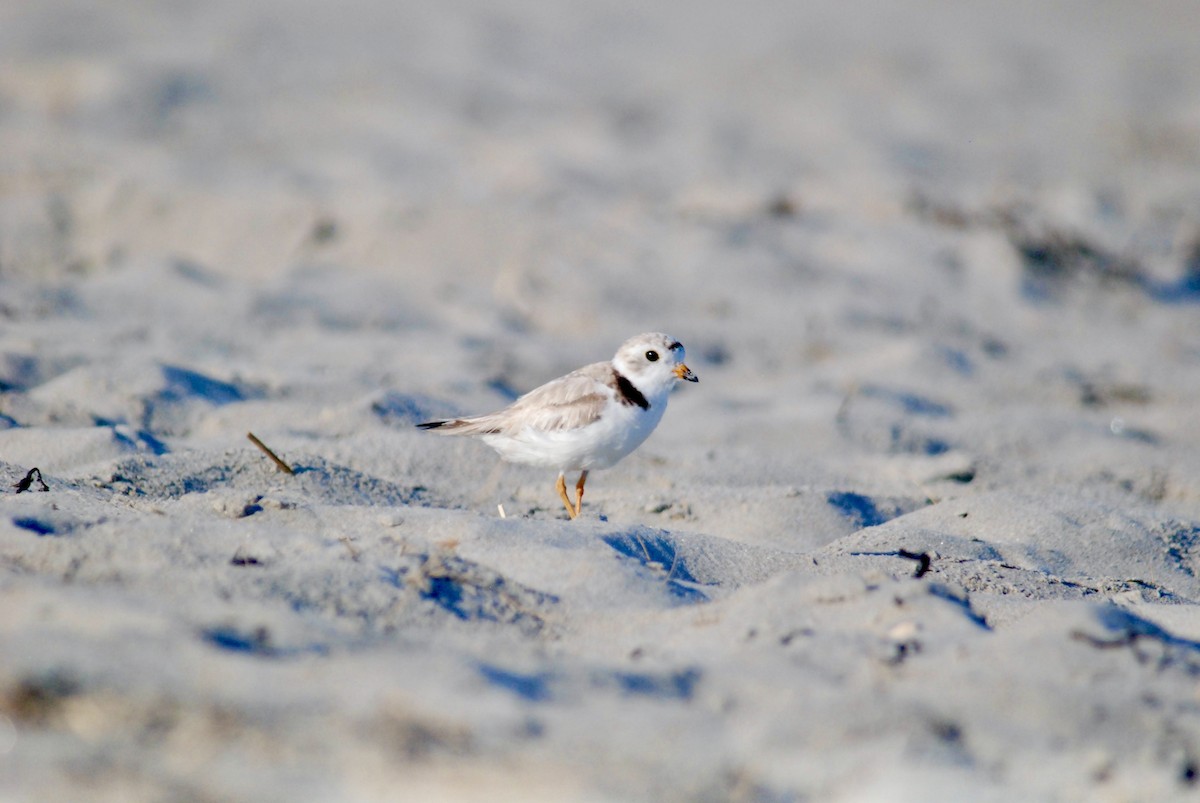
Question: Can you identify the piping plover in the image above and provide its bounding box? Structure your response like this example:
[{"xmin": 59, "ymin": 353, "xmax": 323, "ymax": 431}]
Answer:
[{"xmin": 418, "ymin": 332, "xmax": 698, "ymax": 519}]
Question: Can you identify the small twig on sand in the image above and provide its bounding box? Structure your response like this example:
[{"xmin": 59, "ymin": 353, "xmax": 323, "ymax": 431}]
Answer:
[
  {"xmin": 339, "ymin": 536, "xmax": 361, "ymax": 560},
  {"xmin": 14, "ymin": 468, "xmax": 49, "ymax": 493},
  {"xmin": 897, "ymin": 549, "xmax": 933, "ymax": 578},
  {"xmin": 247, "ymin": 432, "xmax": 294, "ymax": 475}
]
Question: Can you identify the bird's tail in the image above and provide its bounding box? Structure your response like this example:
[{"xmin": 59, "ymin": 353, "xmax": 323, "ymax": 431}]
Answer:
[
  {"xmin": 416, "ymin": 419, "xmax": 457, "ymax": 431},
  {"xmin": 416, "ymin": 418, "xmax": 499, "ymax": 435}
]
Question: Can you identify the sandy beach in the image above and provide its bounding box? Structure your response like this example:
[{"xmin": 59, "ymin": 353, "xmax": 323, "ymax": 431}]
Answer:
[{"xmin": 3, "ymin": 1, "xmax": 1200, "ymax": 800}]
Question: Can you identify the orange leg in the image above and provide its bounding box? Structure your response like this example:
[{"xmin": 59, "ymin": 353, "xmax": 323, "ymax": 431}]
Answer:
[
  {"xmin": 573, "ymin": 470, "xmax": 589, "ymax": 518},
  {"xmin": 555, "ymin": 473, "xmax": 577, "ymax": 519}
]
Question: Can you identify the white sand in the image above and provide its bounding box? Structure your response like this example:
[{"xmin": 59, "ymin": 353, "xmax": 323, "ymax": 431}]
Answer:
[{"xmin": 3, "ymin": 0, "xmax": 1200, "ymax": 800}]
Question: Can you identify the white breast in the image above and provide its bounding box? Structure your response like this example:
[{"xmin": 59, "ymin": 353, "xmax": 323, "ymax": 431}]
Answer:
[{"xmin": 481, "ymin": 393, "xmax": 668, "ymax": 471}]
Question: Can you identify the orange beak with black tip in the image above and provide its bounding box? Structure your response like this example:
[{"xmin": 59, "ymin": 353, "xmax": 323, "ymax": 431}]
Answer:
[{"xmin": 674, "ymin": 364, "xmax": 698, "ymax": 382}]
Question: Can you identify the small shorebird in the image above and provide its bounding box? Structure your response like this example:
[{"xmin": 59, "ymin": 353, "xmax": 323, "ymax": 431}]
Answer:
[{"xmin": 418, "ymin": 332, "xmax": 697, "ymax": 518}]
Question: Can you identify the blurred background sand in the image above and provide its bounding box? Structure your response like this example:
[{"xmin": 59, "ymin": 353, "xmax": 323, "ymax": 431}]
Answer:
[{"xmin": 3, "ymin": 1, "xmax": 1200, "ymax": 800}]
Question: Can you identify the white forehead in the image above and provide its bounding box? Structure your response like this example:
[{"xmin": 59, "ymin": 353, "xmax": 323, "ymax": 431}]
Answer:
[{"xmin": 618, "ymin": 332, "xmax": 685, "ymax": 360}]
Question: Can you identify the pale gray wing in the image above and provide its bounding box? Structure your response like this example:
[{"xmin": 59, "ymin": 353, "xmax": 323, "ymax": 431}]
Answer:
[
  {"xmin": 472, "ymin": 361, "xmax": 614, "ymax": 434},
  {"xmin": 503, "ymin": 361, "xmax": 615, "ymax": 431},
  {"xmin": 420, "ymin": 362, "xmax": 616, "ymax": 436}
]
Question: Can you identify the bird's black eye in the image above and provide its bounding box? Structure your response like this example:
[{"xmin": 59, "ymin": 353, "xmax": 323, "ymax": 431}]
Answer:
[{"xmin": 645, "ymin": 350, "xmax": 659, "ymax": 362}]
